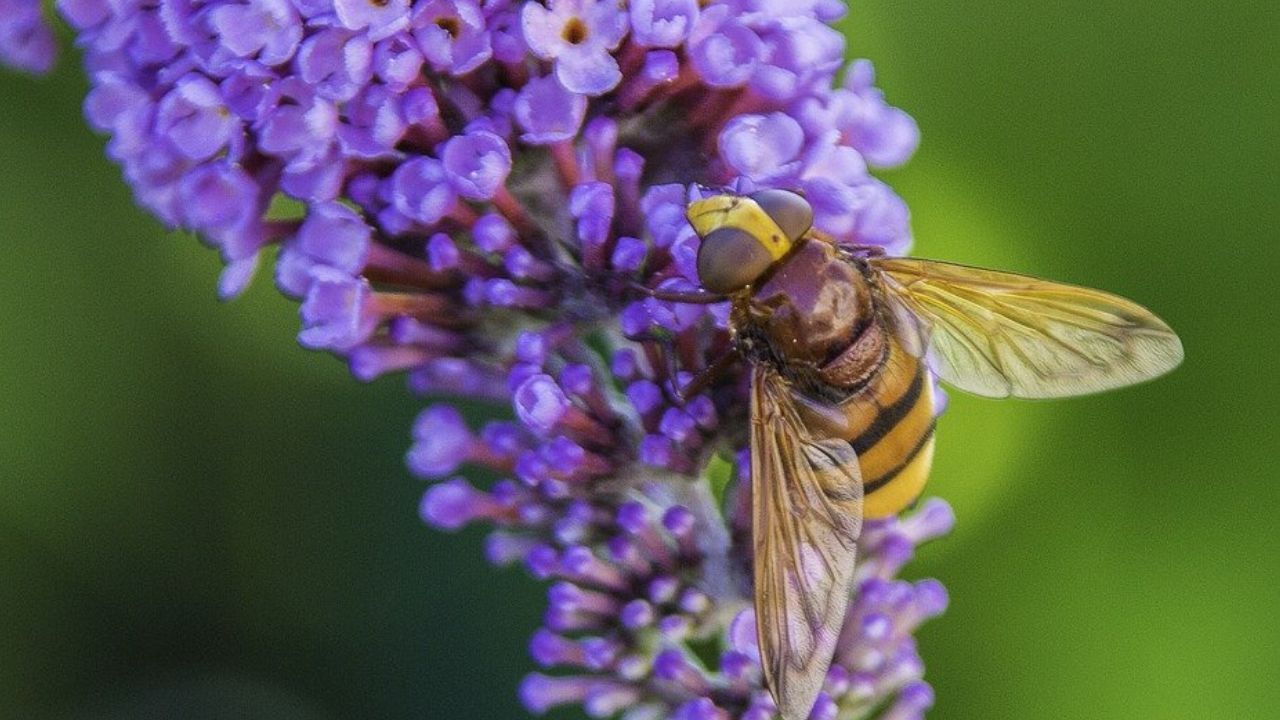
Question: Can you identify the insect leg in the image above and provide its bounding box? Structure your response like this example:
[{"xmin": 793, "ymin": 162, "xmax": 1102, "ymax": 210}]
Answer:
[
  {"xmin": 630, "ymin": 283, "xmax": 729, "ymax": 304},
  {"xmin": 676, "ymin": 351, "xmax": 740, "ymax": 403}
]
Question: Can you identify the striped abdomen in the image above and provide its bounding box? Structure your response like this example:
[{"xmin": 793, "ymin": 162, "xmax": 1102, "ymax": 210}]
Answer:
[{"xmin": 838, "ymin": 339, "xmax": 936, "ymax": 518}]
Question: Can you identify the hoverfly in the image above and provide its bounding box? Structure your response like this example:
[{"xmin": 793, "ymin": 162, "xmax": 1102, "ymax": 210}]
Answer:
[{"xmin": 665, "ymin": 188, "xmax": 1183, "ymax": 720}]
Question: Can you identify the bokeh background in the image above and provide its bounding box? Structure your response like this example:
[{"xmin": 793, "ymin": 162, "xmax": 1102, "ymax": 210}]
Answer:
[{"xmin": 2, "ymin": 2, "xmax": 1277, "ymax": 718}]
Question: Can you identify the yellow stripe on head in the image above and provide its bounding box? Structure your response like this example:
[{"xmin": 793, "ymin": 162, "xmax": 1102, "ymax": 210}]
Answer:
[{"xmin": 686, "ymin": 195, "xmax": 794, "ymax": 262}]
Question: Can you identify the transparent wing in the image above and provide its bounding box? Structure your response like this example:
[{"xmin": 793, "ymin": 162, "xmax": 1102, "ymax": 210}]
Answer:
[
  {"xmin": 870, "ymin": 256, "xmax": 1184, "ymax": 399},
  {"xmin": 751, "ymin": 368, "xmax": 863, "ymax": 720}
]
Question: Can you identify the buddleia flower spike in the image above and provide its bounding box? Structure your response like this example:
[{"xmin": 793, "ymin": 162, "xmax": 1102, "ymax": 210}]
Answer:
[{"xmin": 4, "ymin": 2, "xmax": 952, "ymax": 718}]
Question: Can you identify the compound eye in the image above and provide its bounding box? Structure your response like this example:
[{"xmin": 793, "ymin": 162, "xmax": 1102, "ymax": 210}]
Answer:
[
  {"xmin": 750, "ymin": 188, "xmax": 813, "ymax": 242},
  {"xmin": 696, "ymin": 226, "xmax": 774, "ymax": 294}
]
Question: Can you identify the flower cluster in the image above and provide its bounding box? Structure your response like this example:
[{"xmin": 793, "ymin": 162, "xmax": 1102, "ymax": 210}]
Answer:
[{"xmin": 4, "ymin": 1, "xmax": 947, "ymax": 718}]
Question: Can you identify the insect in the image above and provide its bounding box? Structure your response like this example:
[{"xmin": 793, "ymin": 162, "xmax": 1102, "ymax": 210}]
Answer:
[{"xmin": 667, "ymin": 188, "xmax": 1183, "ymax": 720}]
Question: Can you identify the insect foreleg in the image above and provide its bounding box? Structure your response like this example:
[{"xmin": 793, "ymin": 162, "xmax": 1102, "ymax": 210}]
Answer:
[
  {"xmin": 675, "ymin": 351, "xmax": 740, "ymax": 403},
  {"xmin": 630, "ymin": 282, "xmax": 730, "ymax": 304}
]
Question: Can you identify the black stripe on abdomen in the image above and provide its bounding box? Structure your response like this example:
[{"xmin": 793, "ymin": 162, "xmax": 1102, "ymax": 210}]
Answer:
[
  {"xmin": 862, "ymin": 418, "xmax": 936, "ymax": 495},
  {"xmin": 849, "ymin": 368, "xmax": 924, "ymax": 455}
]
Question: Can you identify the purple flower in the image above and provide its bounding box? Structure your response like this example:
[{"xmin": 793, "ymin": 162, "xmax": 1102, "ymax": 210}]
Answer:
[
  {"xmin": 514, "ymin": 374, "xmax": 571, "ymax": 435},
  {"xmin": 207, "ymin": 0, "xmax": 302, "ymax": 66},
  {"xmin": 256, "ymin": 78, "xmax": 338, "ymax": 169},
  {"xmin": 52, "ymin": 0, "xmax": 106, "ymax": 31},
  {"xmin": 154, "ymin": 74, "xmax": 240, "ymax": 161},
  {"xmin": 296, "ymin": 27, "xmax": 374, "ymax": 102},
  {"xmin": 750, "ymin": 16, "xmax": 845, "ymax": 102},
  {"xmin": 514, "ymin": 74, "xmax": 587, "ymax": 144},
  {"xmin": 412, "ymin": 0, "xmax": 493, "ymax": 76},
  {"xmin": 298, "ymin": 266, "xmax": 379, "ymax": 350},
  {"xmin": 282, "ymin": 201, "xmax": 374, "ymax": 291},
  {"xmin": 408, "ymin": 404, "xmax": 476, "ymax": 478},
  {"xmin": 389, "ymin": 156, "xmax": 458, "ymax": 225},
  {"xmin": 630, "ymin": 0, "xmax": 698, "ymax": 49},
  {"xmin": 178, "ymin": 162, "xmax": 266, "ymax": 260},
  {"xmin": 441, "ymin": 130, "xmax": 512, "ymax": 201},
  {"xmin": 687, "ymin": 6, "xmax": 762, "ymax": 88},
  {"xmin": 372, "ymin": 32, "xmax": 425, "ymax": 90},
  {"xmin": 718, "ymin": 112, "xmax": 806, "ymax": 181},
  {"xmin": 337, "ymin": 83, "xmax": 408, "ymax": 159},
  {"xmin": 838, "ymin": 59, "xmax": 921, "ymax": 168},
  {"xmin": 0, "ymin": 0, "xmax": 56, "ymax": 74},
  {"xmin": 522, "ymin": 0, "xmax": 628, "ymax": 95},
  {"xmin": 335, "ymin": 0, "xmax": 410, "ymax": 42},
  {"xmin": 11, "ymin": 2, "xmax": 943, "ymax": 718}
]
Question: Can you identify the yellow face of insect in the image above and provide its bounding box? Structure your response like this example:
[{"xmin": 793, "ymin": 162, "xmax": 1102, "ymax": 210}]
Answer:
[
  {"xmin": 686, "ymin": 194, "xmax": 793, "ymax": 260},
  {"xmin": 686, "ymin": 189, "xmax": 814, "ymax": 294}
]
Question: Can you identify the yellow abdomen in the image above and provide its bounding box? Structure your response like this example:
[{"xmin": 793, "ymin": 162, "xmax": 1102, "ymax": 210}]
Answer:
[{"xmin": 837, "ymin": 342, "xmax": 937, "ymax": 518}]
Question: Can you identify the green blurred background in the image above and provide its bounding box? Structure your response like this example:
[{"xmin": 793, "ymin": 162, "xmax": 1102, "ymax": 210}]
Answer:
[{"xmin": 1, "ymin": 3, "xmax": 1277, "ymax": 718}]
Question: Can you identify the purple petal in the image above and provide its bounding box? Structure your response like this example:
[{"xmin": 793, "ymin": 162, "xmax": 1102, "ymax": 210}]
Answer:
[
  {"xmin": 610, "ymin": 235, "xmax": 648, "ymax": 273},
  {"xmin": 296, "ymin": 28, "xmax": 373, "ymax": 102},
  {"xmin": 55, "ymin": 0, "xmax": 109, "ymax": 30},
  {"xmin": 570, "ymin": 181, "xmax": 615, "ymax": 251},
  {"xmin": 419, "ymin": 477, "xmax": 484, "ymax": 530},
  {"xmin": 641, "ymin": 48, "xmax": 680, "ymax": 84},
  {"xmin": 219, "ymin": 64, "xmax": 277, "ymax": 122},
  {"xmin": 515, "ymin": 74, "xmax": 587, "ymax": 144},
  {"xmin": 0, "ymin": 0, "xmax": 56, "ymax": 74},
  {"xmin": 218, "ymin": 255, "xmax": 260, "ymax": 300},
  {"xmin": 688, "ymin": 8, "xmax": 761, "ymax": 88},
  {"xmin": 472, "ymin": 212, "xmax": 517, "ymax": 252},
  {"xmin": 441, "ymin": 130, "xmax": 512, "ymax": 200},
  {"xmin": 750, "ymin": 18, "xmax": 844, "ymax": 102},
  {"xmin": 718, "ymin": 112, "xmax": 805, "ymax": 180},
  {"xmin": 520, "ymin": 1, "xmax": 564, "ymax": 59},
  {"xmin": 207, "ymin": 0, "xmax": 302, "ymax": 65},
  {"xmin": 178, "ymin": 163, "xmax": 261, "ymax": 241},
  {"xmin": 412, "ymin": 0, "xmax": 492, "ymax": 75},
  {"xmin": 629, "ymin": 0, "xmax": 698, "ymax": 48},
  {"xmin": 555, "ymin": 45, "xmax": 622, "ymax": 96},
  {"xmin": 338, "ymin": 84, "xmax": 408, "ymax": 159},
  {"xmin": 296, "ymin": 202, "xmax": 373, "ymax": 274},
  {"xmin": 489, "ymin": 8, "xmax": 526, "ymax": 63},
  {"xmin": 426, "ymin": 233, "xmax": 460, "ymax": 271},
  {"xmin": 373, "ymin": 33, "xmax": 425, "ymax": 90},
  {"xmin": 280, "ymin": 152, "xmax": 348, "ymax": 203},
  {"xmin": 586, "ymin": 0, "xmax": 630, "ymax": 48},
  {"xmin": 838, "ymin": 59, "xmax": 920, "ymax": 168},
  {"xmin": 297, "ymin": 266, "xmax": 377, "ymax": 350},
  {"xmin": 389, "ymin": 156, "xmax": 457, "ymax": 224},
  {"xmin": 334, "ymin": 0, "xmax": 410, "ymax": 42},
  {"xmin": 155, "ymin": 74, "xmax": 238, "ymax": 161},
  {"xmin": 519, "ymin": 673, "xmax": 592, "ymax": 714},
  {"xmin": 514, "ymin": 374, "xmax": 570, "ymax": 434}
]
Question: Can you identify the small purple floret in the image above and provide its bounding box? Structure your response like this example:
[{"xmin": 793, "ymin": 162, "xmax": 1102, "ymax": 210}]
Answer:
[
  {"xmin": 412, "ymin": 0, "xmax": 493, "ymax": 76},
  {"xmin": 630, "ymin": 0, "xmax": 698, "ymax": 49},
  {"xmin": 522, "ymin": 0, "xmax": 628, "ymax": 96},
  {"xmin": 297, "ymin": 267, "xmax": 378, "ymax": 350},
  {"xmin": 515, "ymin": 74, "xmax": 588, "ymax": 144},
  {"xmin": 442, "ymin": 130, "xmax": 512, "ymax": 201},
  {"xmin": 420, "ymin": 477, "xmax": 482, "ymax": 530},
  {"xmin": 0, "ymin": 0, "xmax": 56, "ymax": 74},
  {"xmin": 407, "ymin": 404, "xmax": 474, "ymax": 478},
  {"xmin": 514, "ymin": 374, "xmax": 571, "ymax": 434},
  {"xmin": 391, "ymin": 157, "xmax": 458, "ymax": 225},
  {"xmin": 335, "ymin": 0, "xmax": 409, "ymax": 42},
  {"xmin": 208, "ymin": 0, "xmax": 302, "ymax": 65}
]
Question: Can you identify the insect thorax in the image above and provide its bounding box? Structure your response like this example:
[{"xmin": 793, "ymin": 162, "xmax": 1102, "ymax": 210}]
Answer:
[{"xmin": 732, "ymin": 240, "xmax": 887, "ymax": 404}]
